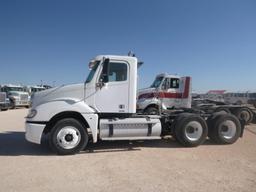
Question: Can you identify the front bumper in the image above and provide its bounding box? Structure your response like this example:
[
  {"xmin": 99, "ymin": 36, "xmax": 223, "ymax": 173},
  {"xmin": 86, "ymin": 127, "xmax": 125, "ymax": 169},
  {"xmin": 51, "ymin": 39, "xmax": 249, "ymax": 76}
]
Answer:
[
  {"xmin": 25, "ymin": 122, "xmax": 46, "ymax": 144},
  {"xmin": 0, "ymin": 102, "xmax": 9, "ymax": 110},
  {"xmin": 15, "ymin": 101, "xmax": 30, "ymax": 106}
]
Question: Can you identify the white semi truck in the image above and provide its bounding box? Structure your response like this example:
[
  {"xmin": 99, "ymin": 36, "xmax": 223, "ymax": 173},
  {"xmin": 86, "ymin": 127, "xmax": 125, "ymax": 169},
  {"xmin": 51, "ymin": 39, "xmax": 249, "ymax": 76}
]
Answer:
[
  {"xmin": 25, "ymin": 55, "xmax": 244, "ymax": 155},
  {"xmin": 0, "ymin": 84, "xmax": 30, "ymax": 109}
]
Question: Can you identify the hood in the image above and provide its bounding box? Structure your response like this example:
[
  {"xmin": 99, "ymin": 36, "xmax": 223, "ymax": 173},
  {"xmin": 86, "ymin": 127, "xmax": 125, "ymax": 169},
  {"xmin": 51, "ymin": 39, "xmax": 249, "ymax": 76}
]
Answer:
[
  {"xmin": 137, "ymin": 87, "xmax": 156, "ymax": 100},
  {"xmin": 138, "ymin": 87, "xmax": 156, "ymax": 96},
  {"xmin": 32, "ymin": 83, "xmax": 84, "ymax": 107},
  {"xmin": 9, "ymin": 91, "xmax": 28, "ymax": 95}
]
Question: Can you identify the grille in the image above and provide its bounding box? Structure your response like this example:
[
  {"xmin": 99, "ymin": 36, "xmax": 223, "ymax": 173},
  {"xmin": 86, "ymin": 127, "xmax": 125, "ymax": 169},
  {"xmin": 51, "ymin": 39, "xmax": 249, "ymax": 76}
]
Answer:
[
  {"xmin": 20, "ymin": 94, "xmax": 28, "ymax": 101},
  {"xmin": 0, "ymin": 92, "xmax": 6, "ymax": 102}
]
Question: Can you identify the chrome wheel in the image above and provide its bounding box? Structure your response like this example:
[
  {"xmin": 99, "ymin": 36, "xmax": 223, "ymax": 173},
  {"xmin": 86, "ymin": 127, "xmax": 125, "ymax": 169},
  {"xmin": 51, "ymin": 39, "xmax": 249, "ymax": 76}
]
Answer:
[
  {"xmin": 219, "ymin": 120, "xmax": 236, "ymax": 140},
  {"xmin": 56, "ymin": 126, "xmax": 81, "ymax": 149},
  {"xmin": 184, "ymin": 121, "xmax": 203, "ymax": 142}
]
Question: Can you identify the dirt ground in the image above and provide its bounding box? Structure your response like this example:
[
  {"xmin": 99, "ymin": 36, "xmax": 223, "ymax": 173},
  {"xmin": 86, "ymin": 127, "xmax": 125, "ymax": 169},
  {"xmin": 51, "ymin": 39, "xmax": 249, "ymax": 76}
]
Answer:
[{"xmin": 0, "ymin": 109, "xmax": 256, "ymax": 192}]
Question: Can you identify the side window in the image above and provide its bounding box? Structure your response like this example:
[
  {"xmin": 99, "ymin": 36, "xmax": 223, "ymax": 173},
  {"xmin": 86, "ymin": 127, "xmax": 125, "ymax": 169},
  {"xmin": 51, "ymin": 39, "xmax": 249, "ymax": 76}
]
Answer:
[
  {"xmin": 101, "ymin": 62, "xmax": 128, "ymax": 83},
  {"xmin": 170, "ymin": 78, "xmax": 179, "ymax": 88}
]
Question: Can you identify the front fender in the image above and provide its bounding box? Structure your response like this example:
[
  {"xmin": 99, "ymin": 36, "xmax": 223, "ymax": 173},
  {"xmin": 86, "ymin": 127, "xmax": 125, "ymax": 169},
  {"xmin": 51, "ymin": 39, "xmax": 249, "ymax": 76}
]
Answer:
[
  {"xmin": 27, "ymin": 98, "xmax": 99, "ymax": 143},
  {"xmin": 29, "ymin": 98, "xmax": 95, "ymax": 122},
  {"xmin": 137, "ymin": 98, "xmax": 159, "ymax": 110}
]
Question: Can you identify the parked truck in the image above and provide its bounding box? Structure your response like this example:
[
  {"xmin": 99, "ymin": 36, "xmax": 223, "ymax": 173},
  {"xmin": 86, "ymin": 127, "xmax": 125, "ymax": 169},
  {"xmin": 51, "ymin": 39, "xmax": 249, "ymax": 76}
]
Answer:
[
  {"xmin": 0, "ymin": 92, "xmax": 10, "ymax": 111},
  {"xmin": 25, "ymin": 85, "xmax": 46, "ymax": 96},
  {"xmin": 137, "ymin": 74, "xmax": 255, "ymax": 125},
  {"xmin": 25, "ymin": 55, "xmax": 244, "ymax": 155},
  {"xmin": 0, "ymin": 84, "xmax": 30, "ymax": 109},
  {"xmin": 137, "ymin": 73, "xmax": 192, "ymax": 114}
]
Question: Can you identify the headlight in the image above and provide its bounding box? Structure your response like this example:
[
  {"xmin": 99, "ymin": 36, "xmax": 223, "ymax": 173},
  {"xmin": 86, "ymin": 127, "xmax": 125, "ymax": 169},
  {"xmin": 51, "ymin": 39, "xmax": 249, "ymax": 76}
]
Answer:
[{"xmin": 26, "ymin": 109, "xmax": 37, "ymax": 118}]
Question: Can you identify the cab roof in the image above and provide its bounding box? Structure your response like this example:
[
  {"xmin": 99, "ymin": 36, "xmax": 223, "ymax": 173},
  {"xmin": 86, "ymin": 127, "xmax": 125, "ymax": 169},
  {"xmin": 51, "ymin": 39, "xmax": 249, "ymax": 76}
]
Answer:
[{"xmin": 156, "ymin": 73, "xmax": 181, "ymax": 79}]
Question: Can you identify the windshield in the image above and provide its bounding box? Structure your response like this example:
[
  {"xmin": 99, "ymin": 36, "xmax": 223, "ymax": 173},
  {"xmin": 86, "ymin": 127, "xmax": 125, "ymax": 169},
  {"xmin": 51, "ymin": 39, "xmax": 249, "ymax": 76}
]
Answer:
[
  {"xmin": 150, "ymin": 76, "xmax": 164, "ymax": 88},
  {"xmin": 85, "ymin": 60, "xmax": 100, "ymax": 83},
  {"xmin": 4, "ymin": 87, "xmax": 24, "ymax": 92},
  {"xmin": 9, "ymin": 92, "xmax": 19, "ymax": 96},
  {"xmin": 31, "ymin": 88, "xmax": 45, "ymax": 92}
]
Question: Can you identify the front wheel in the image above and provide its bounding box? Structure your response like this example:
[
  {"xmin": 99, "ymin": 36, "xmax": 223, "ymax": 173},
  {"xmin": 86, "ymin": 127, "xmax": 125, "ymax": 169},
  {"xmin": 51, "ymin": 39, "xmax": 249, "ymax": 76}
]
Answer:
[
  {"xmin": 10, "ymin": 100, "xmax": 15, "ymax": 109},
  {"xmin": 49, "ymin": 118, "xmax": 88, "ymax": 155},
  {"xmin": 144, "ymin": 106, "xmax": 159, "ymax": 115}
]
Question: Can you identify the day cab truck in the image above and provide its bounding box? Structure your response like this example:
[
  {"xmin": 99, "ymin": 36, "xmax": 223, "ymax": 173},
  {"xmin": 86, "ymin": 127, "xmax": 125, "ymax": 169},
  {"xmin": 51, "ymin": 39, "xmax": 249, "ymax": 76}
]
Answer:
[
  {"xmin": 25, "ymin": 85, "xmax": 46, "ymax": 96},
  {"xmin": 0, "ymin": 84, "xmax": 30, "ymax": 109},
  {"xmin": 137, "ymin": 74, "xmax": 255, "ymax": 125},
  {"xmin": 25, "ymin": 55, "xmax": 244, "ymax": 155}
]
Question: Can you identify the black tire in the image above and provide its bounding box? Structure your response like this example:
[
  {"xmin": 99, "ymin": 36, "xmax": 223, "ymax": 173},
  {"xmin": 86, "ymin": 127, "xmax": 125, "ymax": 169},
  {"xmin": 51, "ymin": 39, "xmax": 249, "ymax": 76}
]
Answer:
[
  {"xmin": 49, "ymin": 118, "xmax": 88, "ymax": 155},
  {"xmin": 174, "ymin": 114, "xmax": 208, "ymax": 147},
  {"xmin": 233, "ymin": 108, "xmax": 253, "ymax": 125},
  {"xmin": 171, "ymin": 113, "xmax": 192, "ymax": 140},
  {"xmin": 144, "ymin": 106, "xmax": 159, "ymax": 115},
  {"xmin": 214, "ymin": 107, "xmax": 230, "ymax": 114},
  {"xmin": 208, "ymin": 114, "xmax": 241, "ymax": 144},
  {"xmin": 10, "ymin": 100, "xmax": 15, "ymax": 109}
]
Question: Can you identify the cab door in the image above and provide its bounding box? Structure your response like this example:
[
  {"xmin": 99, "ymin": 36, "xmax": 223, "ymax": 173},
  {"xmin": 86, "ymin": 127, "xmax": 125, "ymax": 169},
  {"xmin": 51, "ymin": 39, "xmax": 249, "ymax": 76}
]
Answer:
[
  {"xmin": 161, "ymin": 78, "xmax": 181, "ymax": 108},
  {"xmin": 94, "ymin": 59, "xmax": 130, "ymax": 113}
]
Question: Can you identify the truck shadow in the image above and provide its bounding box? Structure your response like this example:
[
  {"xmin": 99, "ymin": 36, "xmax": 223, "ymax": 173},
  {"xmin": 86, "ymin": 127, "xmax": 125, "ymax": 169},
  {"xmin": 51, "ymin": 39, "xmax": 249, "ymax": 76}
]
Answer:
[
  {"xmin": 0, "ymin": 131, "xmax": 52, "ymax": 156},
  {"xmin": 0, "ymin": 131, "xmax": 219, "ymax": 156}
]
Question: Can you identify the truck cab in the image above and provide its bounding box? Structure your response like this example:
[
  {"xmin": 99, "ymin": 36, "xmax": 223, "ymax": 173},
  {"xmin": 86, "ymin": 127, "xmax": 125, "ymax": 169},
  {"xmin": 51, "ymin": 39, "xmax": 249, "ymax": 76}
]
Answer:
[
  {"xmin": 137, "ymin": 74, "xmax": 192, "ymax": 114},
  {"xmin": 1, "ymin": 85, "xmax": 30, "ymax": 109}
]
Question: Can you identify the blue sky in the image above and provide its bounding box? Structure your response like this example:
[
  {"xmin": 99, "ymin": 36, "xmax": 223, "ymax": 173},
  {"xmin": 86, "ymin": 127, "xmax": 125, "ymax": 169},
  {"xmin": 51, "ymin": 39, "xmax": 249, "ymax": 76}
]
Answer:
[{"xmin": 0, "ymin": 0, "xmax": 255, "ymax": 93}]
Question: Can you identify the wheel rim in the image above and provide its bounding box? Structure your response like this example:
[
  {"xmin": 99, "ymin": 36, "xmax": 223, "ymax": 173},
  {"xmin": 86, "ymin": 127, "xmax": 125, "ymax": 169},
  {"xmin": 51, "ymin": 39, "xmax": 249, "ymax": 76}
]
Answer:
[
  {"xmin": 219, "ymin": 120, "xmax": 237, "ymax": 140},
  {"xmin": 56, "ymin": 126, "xmax": 81, "ymax": 149},
  {"xmin": 239, "ymin": 111, "xmax": 250, "ymax": 122},
  {"xmin": 184, "ymin": 121, "xmax": 203, "ymax": 141}
]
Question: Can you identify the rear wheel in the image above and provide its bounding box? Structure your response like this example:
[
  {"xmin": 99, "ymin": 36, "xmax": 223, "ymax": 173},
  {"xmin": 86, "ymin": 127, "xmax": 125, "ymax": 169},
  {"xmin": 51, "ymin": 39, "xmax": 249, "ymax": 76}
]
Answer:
[
  {"xmin": 174, "ymin": 114, "xmax": 208, "ymax": 147},
  {"xmin": 233, "ymin": 108, "xmax": 253, "ymax": 124},
  {"xmin": 171, "ymin": 113, "xmax": 191, "ymax": 140},
  {"xmin": 208, "ymin": 114, "xmax": 241, "ymax": 144},
  {"xmin": 49, "ymin": 118, "xmax": 88, "ymax": 155}
]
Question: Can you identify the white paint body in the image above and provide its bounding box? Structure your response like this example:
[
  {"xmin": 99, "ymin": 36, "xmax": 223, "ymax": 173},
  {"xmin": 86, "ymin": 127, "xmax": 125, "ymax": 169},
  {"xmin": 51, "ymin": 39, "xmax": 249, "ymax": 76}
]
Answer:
[
  {"xmin": 25, "ymin": 55, "xmax": 152, "ymax": 145},
  {"xmin": 85, "ymin": 55, "xmax": 137, "ymax": 113}
]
